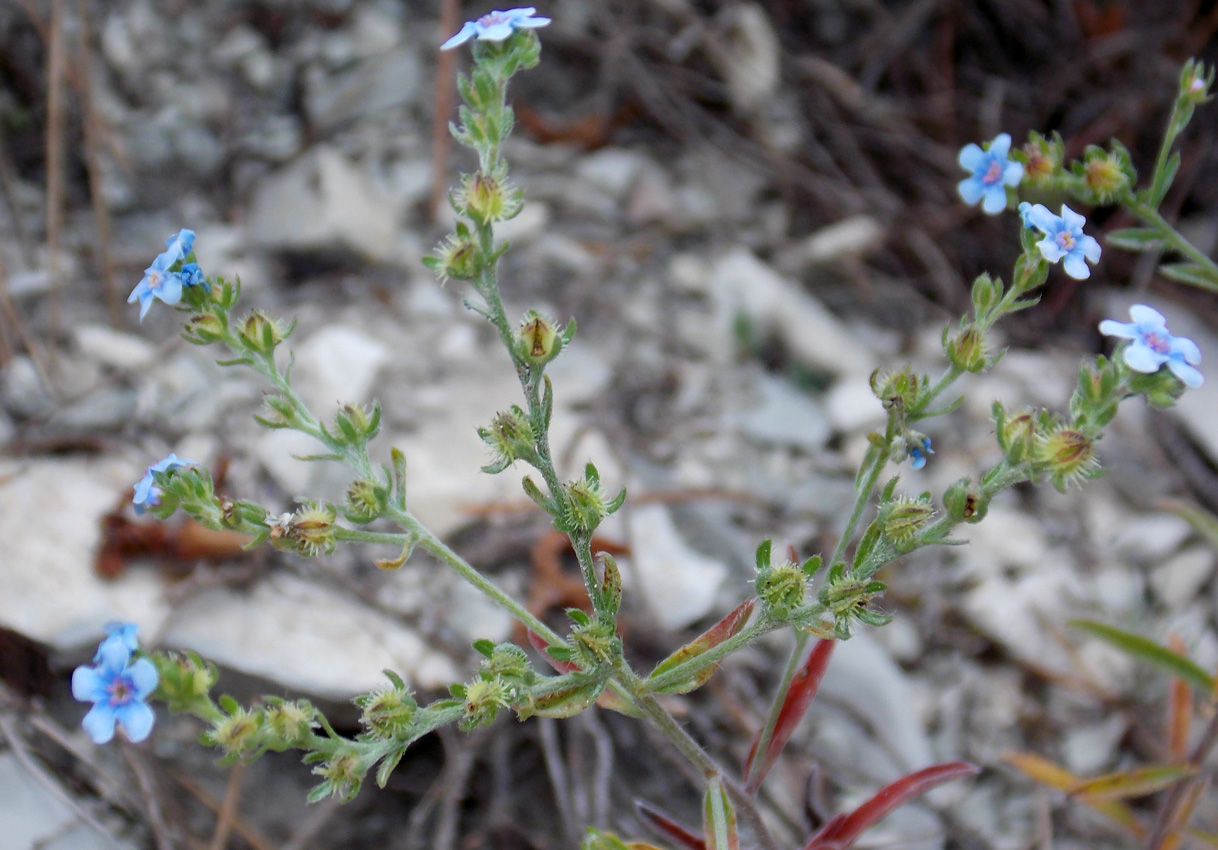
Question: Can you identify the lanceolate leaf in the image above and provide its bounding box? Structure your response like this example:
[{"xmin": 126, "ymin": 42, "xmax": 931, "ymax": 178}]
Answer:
[
  {"xmin": 803, "ymin": 761, "xmax": 979, "ymax": 850},
  {"xmin": 1000, "ymin": 752, "xmax": 1144, "ymax": 837},
  {"xmin": 1159, "ymin": 262, "xmax": 1218, "ymax": 292},
  {"xmin": 1070, "ymin": 764, "xmax": 1197, "ymax": 802},
  {"xmin": 648, "ymin": 600, "xmax": 755, "ymax": 694},
  {"xmin": 744, "ymin": 639, "xmax": 835, "ymax": 792},
  {"xmin": 702, "ymin": 777, "xmax": 739, "ymax": 850},
  {"xmin": 1069, "ymin": 620, "xmax": 1215, "ymax": 693},
  {"xmin": 636, "ymin": 800, "xmax": 706, "ymax": 850},
  {"xmin": 1105, "ymin": 227, "xmax": 1164, "ymax": 251}
]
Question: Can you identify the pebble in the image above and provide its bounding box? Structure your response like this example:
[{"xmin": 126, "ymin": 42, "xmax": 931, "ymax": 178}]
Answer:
[
  {"xmin": 1149, "ymin": 545, "xmax": 1215, "ymax": 609},
  {"xmin": 293, "ymin": 324, "xmax": 392, "ymax": 413},
  {"xmin": 622, "ymin": 504, "xmax": 729, "ymax": 631},
  {"xmin": 0, "ymin": 753, "xmax": 136, "ymax": 850},
  {"xmin": 730, "ymin": 371, "xmax": 832, "ymax": 450}
]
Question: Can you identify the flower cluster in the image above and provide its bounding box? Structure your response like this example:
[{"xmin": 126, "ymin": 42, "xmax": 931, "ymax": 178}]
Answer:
[
  {"xmin": 72, "ymin": 623, "xmax": 158, "ymax": 744},
  {"xmin": 1100, "ymin": 304, "xmax": 1203, "ymax": 387},
  {"xmin": 440, "ymin": 7, "xmax": 550, "ymax": 50},
  {"xmin": 133, "ymin": 453, "xmax": 196, "ymax": 515},
  {"xmin": 128, "ymin": 229, "xmax": 207, "ymax": 321},
  {"xmin": 957, "ymin": 133, "xmax": 1024, "ymax": 214},
  {"xmin": 1019, "ymin": 203, "xmax": 1102, "ymax": 279}
]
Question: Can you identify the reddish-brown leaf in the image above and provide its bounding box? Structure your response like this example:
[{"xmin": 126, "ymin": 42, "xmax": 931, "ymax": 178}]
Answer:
[
  {"xmin": 744, "ymin": 638, "xmax": 835, "ymax": 792},
  {"xmin": 636, "ymin": 800, "xmax": 706, "ymax": 850},
  {"xmin": 803, "ymin": 761, "xmax": 979, "ymax": 850},
  {"xmin": 648, "ymin": 600, "xmax": 756, "ymax": 694}
]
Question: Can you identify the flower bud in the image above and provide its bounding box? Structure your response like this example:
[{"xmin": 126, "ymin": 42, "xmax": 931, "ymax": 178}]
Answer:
[
  {"xmin": 312, "ymin": 749, "xmax": 364, "ymax": 802},
  {"xmin": 426, "ymin": 232, "xmax": 481, "ymax": 282},
  {"xmin": 881, "ymin": 497, "xmax": 935, "ymax": 550},
  {"xmin": 969, "ymin": 273, "xmax": 1003, "ymax": 317},
  {"xmin": 755, "ymin": 561, "xmax": 806, "ymax": 619},
  {"xmin": 238, "ymin": 309, "xmax": 287, "ymax": 354},
  {"xmin": 560, "ymin": 465, "xmax": 625, "ymax": 533},
  {"xmin": 478, "ymin": 405, "xmax": 537, "ymax": 473},
  {"xmin": 207, "ymin": 706, "xmax": 264, "ymax": 758},
  {"xmin": 356, "ymin": 686, "xmax": 417, "ymax": 738},
  {"xmin": 264, "ymin": 699, "xmax": 317, "ymax": 747},
  {"xmin": 333, "ymin": 402, "xmax": 380, "ymax": 443},
  {"xmin": 1181, "ymin": 59, "xmax": 1214, "ymax": 104},
  {"xmin": 869, "ymin": 367, "xmax": 921, "ymax": 412},
  {"xmin": 1074, "ymin": 144, "xmax": 1134, "ymax": 204},
  {"xmin": 461, "ymin": 678, "xmax": 511, "ymax": 730},
  {"xmin": 344, "ymin": 478, "xmax": 384, "ymax": 523},
  {"xmin": 944, "ymin": 478, "xmax": 989, "ymax": 524},
  {"xmin": 289, "ymin": 503, "xmax": 337, "ymax": 557},
  {"xmin": 517, "ymin": 310, "xmax": 561, "ymax": 365},
  {"xmin": 998, "ymin": 407, "xmax": 1040, "ymax": 464},
  {"xmin": 1036, "ymin": 426, "xmax": 1099, "ymax": 491},
  {"xmin": 184, "ymin": 312, "xmax": 226, "ymax": 344},
  {"xmin": 945, "ymin": 324, "xmax": 989, "ymax": 373},
  {"xmin": 1020, "ymin": 132, "xmax": 1062, "ymax": 182},
  {"xmin": 458, "ymin": 170, "xmax": 522, "ymax": 225}
]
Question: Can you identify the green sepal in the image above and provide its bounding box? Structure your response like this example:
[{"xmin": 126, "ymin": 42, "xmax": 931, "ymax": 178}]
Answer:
[
  {"xmin": 755, "ymin": 539, "xmax": 772, "ymax": 571},
  {"xmin": 375, "ymin": 749, "xmax": 405, "ymax": 788},
  {"xmin": 1159, "ymin": 262, "xmax": 1218, "ymax": 292},
  {"xmin": 391, "ymin": 447, "xmax": 407, "ymax": 510},
  {"xmin": 473, "ymin": 639, "xmax": 496, "ymax": 658}
]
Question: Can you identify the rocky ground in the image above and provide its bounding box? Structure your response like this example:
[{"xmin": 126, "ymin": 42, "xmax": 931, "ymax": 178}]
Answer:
[{"xmin": 2, "ymin": 1, "xmax": 1218, "ymax": 849}]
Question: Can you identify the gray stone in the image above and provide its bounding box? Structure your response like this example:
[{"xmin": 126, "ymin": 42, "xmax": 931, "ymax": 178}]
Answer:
[
  {"xmin": 292, "ymin": 324, "xmax": 392, "ymax": 413},
  {"xmin": 305, "ymin": 49, "xmax": 421, "ymax": 133},
  {"xmin": 731, "ymin": 372, "xmax": 831, "ymax": 450},
  {"xmin": 707, "ymin": 247, "xmax": 878, "ymax": 377},
  {"xmin": 0, "ymin": 753, "xmax": 137, "ymax": 850},
  {"xmin": 623, "ymin": 503, "xmax": 728, "ymax": 631},
  {"xmin": 245, "ymin": 146, "xmax": 402, "ymax": 264},
  {"xmin": 710, "ymin": 4, "xmax": 780, "ymax": 116},
  {"xmin": 1150, "ymin": 545, "xmax": 1215, "ymax": 610},
  {"xmin": 575, "ymin": 148, "xmax": 646, "ymax": 199}
]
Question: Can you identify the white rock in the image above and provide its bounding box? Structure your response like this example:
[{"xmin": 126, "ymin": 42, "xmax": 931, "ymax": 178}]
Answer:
[
  {"xmin": 305, "ymin": 49, "xmax": 420, "ymax": 133},
  {"xmin": 775, "ymin": 215, "xmax": 885, "ymax": 273},
  {"xmin": 1150, "ymin": 545, "xmax": 1215, "ymax": 609},
  {"xmin": 73, "ymin": 324, "xmax": 158, "ymax": 371},
  {"xmin": 292, "ymin": 325, "xmax": 391, "ymax": 413},
  {"xmin": 820, "ymin": 631, "xmax": 935, "ymax": 773},
  {"xmin": 730, "ymin": 372, "xmax": 831, "ymax": 450},
  {"xmin": 576, "ymin": 148, "xmax": 646, "ymax": 199},
  {"xmin": 0, "ymin": 753, "xmax": 137, "ymax": 850},
  {"xmin": 707, "ymin": 248, "xmax": 877, "ymax": 377},
  {"xmin": 1109, "ymin": 513, "xmax": 1194, "ymax": 563},
  {"xmin": 1061, "ymin": 714, "xmax": 1127, "ymax": 776},
  {"xmin": 246, "ymin": 146, "xmax": 401, "ymax": 264},
  {"xmin": 963, "ymin": 570, "xmax": 1085, "ymax": 673},
  {"xmin": 163, "ymin": 572, "xmax": 459, "ymax": 698},
  {"xmin": 622, "ymin": 504, "xmax": 729, "ymax": 630},
  {"xmin": 825, "ymin": 379, "xmax": 885, "ymax": 433},
  {"xmin": 0, "ymin": 458, "xmax": 169, "ymax": 651},
  {"xmin": 955, "ymin": 505, "xmax": 1049, "ymax": 579}
]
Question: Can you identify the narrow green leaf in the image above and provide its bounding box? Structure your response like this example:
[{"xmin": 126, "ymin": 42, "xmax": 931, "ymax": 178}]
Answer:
[
  {"xmin": 1106, "ymin": 228, "xmax": 1164, "ymax": 251},
  {"xmin": 1159, "ymin": 262, "xmax": 1218, "ymax": 292},
  {"xmin": 1070, "ymin": 764, "xmax": 1197, "ymax": 802},
  {"xmin": 701, "ymin": 777, "xmax": 738, "ymax": 850},
  {"xmin": 1069, "ymin": 619, "xmax": 1215, "ymax": 692},
  {"xmin": 1163, "ymin": 499, "xmax": 1218, "ymax": 551}
]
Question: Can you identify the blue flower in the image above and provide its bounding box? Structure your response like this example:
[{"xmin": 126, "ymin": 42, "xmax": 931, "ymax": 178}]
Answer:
[
  {"xmin": 1099, "ymin": 304, "xmax": 1203, "ymax": 388},
  {"xmin": 441, "ymin": 7, "xmax": 550, "ymax": 50},
  {"xmin": 133, "ymin": 453, "xmax": 195, "ymax": 515},
  {"xmin": 72, "ymin": 624, "xmax": 158, "ymax": 744},
  {"xmin": 96, "ymin": 621, "xmax": 140, "ymax": 660},
  {"xmin": 160, "ymin": 229, "xmax": 195, "ymax": 265},
  {"xmin": 908, "ymin": 437, "xmax": 934, "ymax": 470},
  {"xmin": 957, "ymin": 133, "xmax": 1024, "ymax": 214},
  {"xmin": 1020, "ymin": 203, "xmax": 1102, "ymax": 279},
  {"xmin": 127, "ymin": 229, "xmax": 204, "ymax": 321}
]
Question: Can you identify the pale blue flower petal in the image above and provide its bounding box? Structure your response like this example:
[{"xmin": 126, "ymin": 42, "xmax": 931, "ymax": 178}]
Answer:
[
  {"xmin": 1080, "ymin": 234, "xmax": 1102, "ymax": 264},
  {"xmin": 82, "ymin": 702, "xmax": 118, "ymax": 745},
  {"xmin": 1059, "ymin": 205, "xmax": 1086, "ymax": 231},
  {"xmin": 1129, "ymin": 304, "xmax": 1166, "ymax": 328},
  {"xmin": 127, "ymin": 657, "xmax": 159, "ymax": 699},
  {"xmin": 72, "ymin": 666, "xmax": 107, "ymax": 702},
  {"xmin": 957, "ymin": 177, "xmax": 984, "ymax": 205},
  {"xmin": 1025, "ymin": 204, "xmax": 1059, "ymax": 234},
  {"xmin": 988, "ymin": 133, "xmax": 1012, "ymax": 159},
  {"xmin": 1123, "ymin": 341, "xmax": 1168, "ymax": 372},
  {"xmin": 1062, "ymin": 252, "xmax": 1092, "ymax": 280},
  {"xmin": 981, "ymin": 185, "xmax": 1008, "ymax": 214},
  {"xmin": 477, "ymin": 20, "xmax": 515, "ymax": 40},
  {"xmin": 1002, "ymin": 160, "xmax": 1024, "ymax": 186},
  {"xmin": 440, "ymin": 21, "xmax": 477, "ymax": 49},
  {"xmin": 1168, "ymin": 358, "xmax": 1205, "ymax": 387},
  {"xmin": 1173, "ymin": 336, "xmax": 1202, "ymax": 365},
  {"xmin": 1097, "ymin": 319, "xmax": 1138, "ymax": 340},
  {"xmin": 115, "ymin": 700, "xmax": 156, "ymax": 743},
  {"xmin": 1036, "ymin": 236, "xmax": 1066, "ymax": 262},
  {"xmin": 957, "ymin": 143, "xmax": 985, "ymax": 171}
]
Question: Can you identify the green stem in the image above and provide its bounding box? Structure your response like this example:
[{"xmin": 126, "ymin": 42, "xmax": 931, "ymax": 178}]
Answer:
[
  {"xmin": 386, "ymin": 504, "xmax": 563, "ymax": 647},
  {"xmin": 1127, "ymin": 202, "xmax": 1218, "ymax": 290}
]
